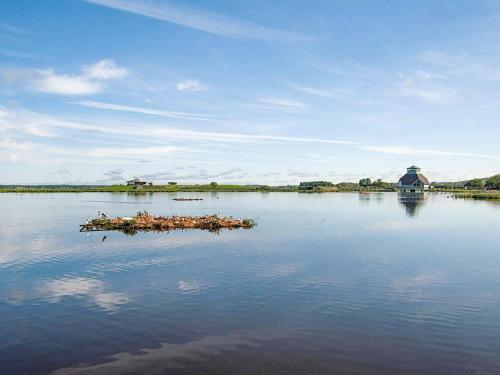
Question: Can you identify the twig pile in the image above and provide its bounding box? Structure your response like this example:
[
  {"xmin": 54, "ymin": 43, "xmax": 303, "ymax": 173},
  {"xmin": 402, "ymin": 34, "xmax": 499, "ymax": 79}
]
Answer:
[{"xmin": 80, "ymin": 212, "xmax": 255, "ymax": 234}]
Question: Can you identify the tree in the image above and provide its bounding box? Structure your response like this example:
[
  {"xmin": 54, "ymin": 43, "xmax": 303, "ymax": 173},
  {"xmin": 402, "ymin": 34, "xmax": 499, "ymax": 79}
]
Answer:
[
  {"xmin": 485, "ymin": 174, "xmax": 500, "ymax": 189},
  {"xmin": 466, "ymin": 179, "xmax": 484, "ymax": 189},
  {"xmin": 359, "ymin": 178, "xmax": 372, "ymax": 187},
  {"xmin": 210, "ymin": 182, "xmax": 218, "ymax": 187},
  {"xmin": 371, "ymin": 178, "xmax": 392, "ymax": 189},
  {"xmin": 168, "ymin": 182, "xmax": 177, "ymax": 185}
]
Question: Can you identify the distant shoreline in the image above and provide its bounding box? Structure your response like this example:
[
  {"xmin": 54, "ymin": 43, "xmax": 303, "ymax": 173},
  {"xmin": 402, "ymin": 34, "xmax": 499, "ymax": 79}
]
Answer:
[
  {"xmin": 0, "ymin": 184, "xmax": 376, "ymax": 193},
  {"xmin": 0, "ymin": 184, "xmax": 297, "ymax": 193},
  {"xmin": 1, "ymin": 184, "xmax": 498, "ymax": 200}
]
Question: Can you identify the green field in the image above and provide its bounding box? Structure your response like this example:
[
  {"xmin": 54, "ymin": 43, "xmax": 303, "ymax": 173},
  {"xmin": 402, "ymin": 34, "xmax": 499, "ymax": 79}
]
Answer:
[
  {"xmin": 0, "ymin": 183, "xmax": 397, "ymax": 194},
  {"xmin": 0, "ymin": 184, "xmax": 298, "ymax": 193}
]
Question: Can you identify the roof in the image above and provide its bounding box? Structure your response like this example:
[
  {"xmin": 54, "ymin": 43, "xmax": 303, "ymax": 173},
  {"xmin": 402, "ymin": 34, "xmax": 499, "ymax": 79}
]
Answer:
[{"xmin": 398, "ymin": 173, "xmax": 429, "ymax": 185}]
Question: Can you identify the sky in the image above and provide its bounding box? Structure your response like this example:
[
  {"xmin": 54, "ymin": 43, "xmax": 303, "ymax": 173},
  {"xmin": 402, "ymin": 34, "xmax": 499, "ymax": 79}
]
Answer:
[{"xmin": 1, "ymin": 0, "xmax": 499, "ymax": 185}]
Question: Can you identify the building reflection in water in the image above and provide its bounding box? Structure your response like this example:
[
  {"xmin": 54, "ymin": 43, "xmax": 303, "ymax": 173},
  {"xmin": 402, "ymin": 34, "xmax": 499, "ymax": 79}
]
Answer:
[{"xmin": 398, "ymin": 192, "xmax": 427, "ymax": 217}]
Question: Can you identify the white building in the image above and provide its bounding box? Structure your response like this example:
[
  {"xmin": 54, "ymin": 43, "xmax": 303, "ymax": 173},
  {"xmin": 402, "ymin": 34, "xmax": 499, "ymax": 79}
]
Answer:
[{"xmin": 126, "ymin": 178, "xmax": 147, "ymax": 186}]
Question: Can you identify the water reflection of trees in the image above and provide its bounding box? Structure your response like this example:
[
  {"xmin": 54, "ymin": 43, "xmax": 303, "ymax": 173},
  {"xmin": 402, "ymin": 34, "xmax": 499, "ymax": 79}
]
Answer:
[
  {"xmin": 398, "ymin": 192, "xmax": 426, "ymax": 217},
  {"xmin": 358, "ymin": 192, "xmax": 384, "ymax": 205}
]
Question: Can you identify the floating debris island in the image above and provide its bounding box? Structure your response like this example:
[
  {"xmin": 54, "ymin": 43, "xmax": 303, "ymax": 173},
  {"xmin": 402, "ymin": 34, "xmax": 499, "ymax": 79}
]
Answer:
[
  {"xmin": 172, "ymin": 198, "xmax": 204, "ymax": 201},
  {"xmin": 80, "ymin": 211, "xmax": 255, "ymax": 234}
]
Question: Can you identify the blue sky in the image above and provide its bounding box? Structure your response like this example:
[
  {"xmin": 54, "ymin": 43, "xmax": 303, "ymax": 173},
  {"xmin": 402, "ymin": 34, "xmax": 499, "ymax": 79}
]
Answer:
[{"xmin": 1, "ymin": 0, "xmax": 499, "ymax": 184}]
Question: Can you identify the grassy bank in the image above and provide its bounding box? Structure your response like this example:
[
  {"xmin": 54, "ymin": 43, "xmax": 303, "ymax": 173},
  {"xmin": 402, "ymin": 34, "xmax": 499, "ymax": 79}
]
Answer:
[
  {"xmin": 0, "ymin": 184, "xmax": 298, "ymax": 193},
  {"xmin": 452, "ymin": 190, "xmax": 500, "ymax": 200},
  {"xmin": 0, "ymin": 184, "xmax": 397, "ymax": 193}
]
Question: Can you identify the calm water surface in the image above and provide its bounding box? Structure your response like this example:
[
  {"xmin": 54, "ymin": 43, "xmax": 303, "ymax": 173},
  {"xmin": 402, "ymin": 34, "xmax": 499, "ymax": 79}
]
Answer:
[{"xmin": 1, "ymin": 192, "xmax": 499, "ymax": 374}]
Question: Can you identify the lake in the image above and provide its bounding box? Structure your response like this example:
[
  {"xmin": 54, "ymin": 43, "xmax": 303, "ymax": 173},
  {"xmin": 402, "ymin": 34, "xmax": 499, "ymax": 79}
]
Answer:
[{"xmin": 1, "ymin": 192, "xmax": 499, "ymax": 375}]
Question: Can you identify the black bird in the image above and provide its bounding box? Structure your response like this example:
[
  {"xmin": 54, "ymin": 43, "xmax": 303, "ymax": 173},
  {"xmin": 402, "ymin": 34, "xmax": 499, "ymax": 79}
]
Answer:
[
  {"xmin": 101, "ymin": 212, "xmax": 108, "ymax": 218},
  {"xmin": 102, "ymin": 235, "xmax": 107, "ymax": 242}
]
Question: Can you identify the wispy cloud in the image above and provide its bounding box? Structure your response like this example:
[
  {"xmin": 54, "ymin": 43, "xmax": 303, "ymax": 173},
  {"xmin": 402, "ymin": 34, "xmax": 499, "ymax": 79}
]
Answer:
[
  {"xmin": 88, "ymin": 145, "xmax": 190, "ymax": 158},
  {"xmin": 399, "ymin": 86, "xmax": 456, "ymax": 104},
  {"xmin": 77, "ymin": 100, "xmax": 218, "ymax": 121},
  {"xmin": 176, "ymin": 79, "xmax": 203, "ymax": 92},
  {"xmin": 326, "ymin": 62, "xmax": 381, "ymax": 80},
  {"xmin": 2, "ymin": 105, "xmax": 356, "ymax": 145},
  {"xmin": 0, "ymin": 49, "xmax": 43, "ymax": 60},
  {"xmin": 256, "ymin": 97, "xmax": 308, "ymax": 110},
  {"xmin": 420, "ymin": 50, "xmax": 454, "ymax": 66},
  {"xmin": 1, "ymin": 59, "xmax": 128, "ymax": 96},
  {"xmin": 291, "ymin": 84, "xmax": 332, "ymax": 97},
  {"xmin": 84, "ymin": 0, "xmax": 306, "ymax": 42},
  {"xmin": 397, "ymin": 72, "xmax": 456, "ymax": 104},
  {"xmin": 287, "ymin": 170, "xmax": 320, "ymax": 178},
  {"xmin": 0, "ymin": 22, "xmax": 26, "ymax": 34},
  {"xmin": 420, "ymin": 50, "xmax": 500, "ymax": 83},
  {"xmin": 103, "ymin": 168, "xmax": 125, "ymax": 181},
  {"xmin": 138, "ymin": 168, "xmax": 247, "ymax": 182},
  {"xmin": 361, "ymin": 145, "xmax": 499, "ymax": 159},
  {"xmin": 83, "ymin": 59, "xmax": 128, "ymax": 79}
]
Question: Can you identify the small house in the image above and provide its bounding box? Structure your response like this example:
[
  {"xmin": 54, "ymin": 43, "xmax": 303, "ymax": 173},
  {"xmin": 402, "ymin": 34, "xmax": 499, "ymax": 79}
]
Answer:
[
  {"xmin": 397, "ymin": 166, "xmax": 429, "ymax": 192},
  {"xmin": 126, "ymin": 178, "xmax": 147, "ymax": 186}
]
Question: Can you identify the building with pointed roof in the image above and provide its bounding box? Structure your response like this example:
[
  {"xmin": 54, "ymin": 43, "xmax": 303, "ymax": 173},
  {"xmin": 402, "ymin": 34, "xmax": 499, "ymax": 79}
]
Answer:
[{"xmin": 397, "ymin": 166, "xmax": 429, "ymax": 192}]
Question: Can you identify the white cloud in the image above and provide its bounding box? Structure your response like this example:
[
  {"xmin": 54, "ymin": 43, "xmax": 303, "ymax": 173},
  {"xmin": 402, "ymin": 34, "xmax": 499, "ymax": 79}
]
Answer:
[
  {"xmin": 1, "ymin": 59, "xmax": 128, "ymax": 96},
  {"xmin": 84, "ymin": 59, "xmax": 128, "ymax": 79},
  {"xmin": 176, "ymin": 79, "xmax": 203, "ymax": 92},
  {"xmin": 33, "ymin": 70, "xmax": 102, "ymax": 95},
  {"xmin": 361, "ymin": 145, "xmax": 499, "ymax": 159},
  {"xmin": 24, "ymin": 124, "xmax": 54, "ymax": 137},
  {"xmin": 84, "ymin": 0, "xmax": 306, "ymax": 42}
]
